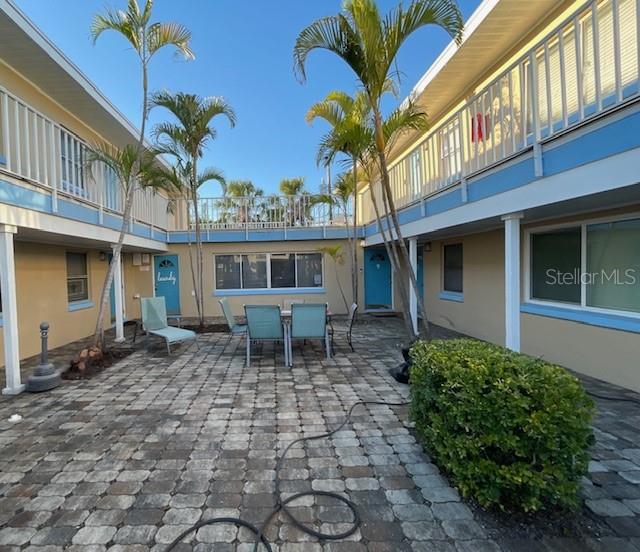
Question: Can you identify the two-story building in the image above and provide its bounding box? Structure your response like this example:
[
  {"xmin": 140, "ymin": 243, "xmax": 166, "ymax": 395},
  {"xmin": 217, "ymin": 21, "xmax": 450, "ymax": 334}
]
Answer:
[
  {"xmin": 1, "ymin": 0, "xmax": 638, "ymax": 396},
  {"xmin": 0, "ymin": 0, "xmax": 356, "ymax": 395},
  {"xmin": 358, "ymin": 0, "xmax": 640, "ymax": 392}
]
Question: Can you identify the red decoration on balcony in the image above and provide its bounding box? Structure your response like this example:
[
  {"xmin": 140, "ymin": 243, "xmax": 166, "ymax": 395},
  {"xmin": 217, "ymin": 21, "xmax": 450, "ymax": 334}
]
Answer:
[{"xmin": 471, "ymin": 113, "xmax": 491, "ymax": 143}]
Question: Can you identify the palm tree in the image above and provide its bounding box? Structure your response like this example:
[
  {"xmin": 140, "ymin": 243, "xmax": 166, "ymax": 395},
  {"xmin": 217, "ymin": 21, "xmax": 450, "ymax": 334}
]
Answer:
[
  {"xmin": 90, "ymin": 0, "xmax": 194, "ymax": 347},
  {"xmin": 223, "ymin": 180, "xmax": 265, "ymax": 225},
  {"xmin": 317, "ymin": 245, "xmax": 349, "ymax": 312},
  {"xmin": 152, "ymin": 162, "xmax": 225, "ymax": 327},
  {"xmin": 151, "ymin": 92, "xmax": 236, "ymax": 327},
  {"xmin": 306, "ymin": 90, "xmax": 373, "ymax": 308},
  {"xmin": 331, "ymin": 171, "xmax": 358, "ymax": 307},
  {"xmin": 295, "ymin": 0, "xmax": 463, "ymax": 340}
]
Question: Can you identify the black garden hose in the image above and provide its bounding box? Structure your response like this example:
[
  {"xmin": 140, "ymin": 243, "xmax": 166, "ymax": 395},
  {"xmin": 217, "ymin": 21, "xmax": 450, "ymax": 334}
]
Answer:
[{"xmin": 165, "ymin": 400, "xmax": 411, "ymax": 551}]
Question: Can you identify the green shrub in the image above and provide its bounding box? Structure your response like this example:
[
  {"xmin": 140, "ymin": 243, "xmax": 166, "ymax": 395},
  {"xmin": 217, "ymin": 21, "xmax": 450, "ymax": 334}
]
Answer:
[{"xmin": 410, "ymin": 338, "xmax": 594, "ymax": 512}]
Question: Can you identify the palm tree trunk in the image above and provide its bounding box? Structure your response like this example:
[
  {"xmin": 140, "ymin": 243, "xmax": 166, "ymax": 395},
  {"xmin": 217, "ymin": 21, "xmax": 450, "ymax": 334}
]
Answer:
[
  {"xmin": 93, "ymin": 52, "xmax": 149, "ymax": 347},
  {"xmin": 93, "ymin": 185, "xmax": 134, "ymax": 348},
  {"xmin": 186, "ymin": 196, "xmax": 200, "ymax": 322},
  {"xmin": 374, "ymin": 110, "xmax": 430, "ymax": 339},
  {"xmin": 351, "ymin": 160, "xmax": 359, "ymax": 306},
  {"xmin": 334, "ymin": 261, "xmax": 349, "ymax": 312},
  {"xmin": 369, "ymin": 183, "xmax": 415, "ymax": 340}
]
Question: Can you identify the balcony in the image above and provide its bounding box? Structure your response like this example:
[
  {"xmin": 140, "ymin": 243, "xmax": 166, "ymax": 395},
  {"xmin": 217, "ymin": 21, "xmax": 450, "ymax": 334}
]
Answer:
[
  {"xmin": 0, "ymin": 86, "xmax": 171, "ymax": 237},
  {"xmin": 359, "ymin": 0, "xmax": 640, "ymax": 225},
  {"xmin": 169, "ymin": 195, "xmax": 356, "ymax": 242}
]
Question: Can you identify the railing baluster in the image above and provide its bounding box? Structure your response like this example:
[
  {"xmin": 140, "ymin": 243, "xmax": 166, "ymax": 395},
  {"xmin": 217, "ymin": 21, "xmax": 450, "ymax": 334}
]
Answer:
[
  {"xmin": 544, "ymin": 41, "xmax": 553, "ymax": 134},
  {"xmin": 559, "ymin": 29, "xmax": 569, "ymax": 129},
  {"xmin": 499, "ymin": 78, "xmax": 506, "ymax": 161},
  {"xmin": 575, "ymin": 17, "xmax": 585, "ymax": 121},
  {"xmin": 637, "ymin": 0, "xmax": 640, "ymax": 87},
  {"xmin": 13, "ymin": 102, "xmax": 21, "ymax": 176},
  {"xmin": 529, "ymin": 51, "xmax": 543, "ymax": 176},
  {"xmin": 592, "ymin": 2, "xmax": 603, "ymax": 112},
  {"xmin": 612, "ymin": 0, "xmax": 623, "ymax": 102},
  {"xmin": 519, "ymin": 62, "xmax": 527, "ymax": 150},
  {"xmin": 1, "ymin": 91, "xmax": 11, "ymax": 171},
  {"xmin": 508, "ymin": 70, "xmax": 517, "ymax": 154}
]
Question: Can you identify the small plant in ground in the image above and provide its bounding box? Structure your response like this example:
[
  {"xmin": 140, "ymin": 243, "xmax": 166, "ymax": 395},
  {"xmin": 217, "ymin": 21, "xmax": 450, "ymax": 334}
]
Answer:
[{"xmin": 410, "ymin": 338, "xmax": 595, "ymax": 512}]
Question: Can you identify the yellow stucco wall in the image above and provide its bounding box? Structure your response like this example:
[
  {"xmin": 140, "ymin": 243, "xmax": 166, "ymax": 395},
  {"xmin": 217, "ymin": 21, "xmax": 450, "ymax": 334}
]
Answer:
[
  {"xmin": 165, "ymin": 240, "xmax": 357, "ymax": 319},
  {"xmin": 422, "ymin": 229, "xmax": 506, "ymax": 345},
  {"xmin": 0, "ymin": 243, "xmax": 155, "ymax": 365},
  {"xmin": 412, "ymin": 223, "xmax": 639, "ymax": 392}
]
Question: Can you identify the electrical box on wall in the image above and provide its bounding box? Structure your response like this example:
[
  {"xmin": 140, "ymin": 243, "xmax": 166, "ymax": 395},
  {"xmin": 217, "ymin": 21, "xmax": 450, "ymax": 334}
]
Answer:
[{"xmin": 132, "ymin": 253, "xmax": 142, "ymax": 266}]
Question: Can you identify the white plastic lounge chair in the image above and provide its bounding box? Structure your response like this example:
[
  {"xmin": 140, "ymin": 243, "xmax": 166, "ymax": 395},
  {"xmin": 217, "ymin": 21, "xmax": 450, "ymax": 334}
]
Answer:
[{"xmin": 141, "ymin": 297, "xmax": 198, "ymax": 355}]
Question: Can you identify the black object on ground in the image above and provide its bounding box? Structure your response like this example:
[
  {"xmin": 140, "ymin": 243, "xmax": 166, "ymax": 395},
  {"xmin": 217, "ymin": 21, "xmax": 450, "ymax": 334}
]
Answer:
[
  {"xmin": 166, "ymin": 400, "xmax": 410, "ymax": 552},
  {"xmin": 389, "ymin": 346, "xmax": 412, "ymax": 384}
]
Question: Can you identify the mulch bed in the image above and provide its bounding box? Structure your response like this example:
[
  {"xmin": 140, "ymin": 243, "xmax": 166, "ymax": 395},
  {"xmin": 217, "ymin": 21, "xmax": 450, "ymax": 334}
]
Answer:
[{"xmin": 62, "ymin": 346, "xmax": 134, "ymax": 380}]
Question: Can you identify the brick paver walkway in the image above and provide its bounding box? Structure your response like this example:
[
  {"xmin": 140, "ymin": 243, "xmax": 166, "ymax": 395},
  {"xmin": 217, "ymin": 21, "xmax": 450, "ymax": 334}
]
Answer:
[{"xmin": 0, "ymin": 317, "xmax": 638, "ymax": 551}]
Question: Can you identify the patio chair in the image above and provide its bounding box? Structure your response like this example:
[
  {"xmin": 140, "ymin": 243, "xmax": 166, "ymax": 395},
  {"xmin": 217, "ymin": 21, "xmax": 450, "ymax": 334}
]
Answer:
[
  {"xmin": 288, "ymin": 303, "xmax": 331, "ymax": 366},
  {"xmin": 219, "ymin": 298, "xmax": 247, "ymax": 337},
  {"xmin": 329, "ymin": 303, "xmax": 358, "ymax": 353},
  {"xmin": 244, "ymin": 305, "xmax": 288, "ymax": 367},
  {"xmin": 141, "ymin": 297, "xmax": 198, "ymax": 355}
]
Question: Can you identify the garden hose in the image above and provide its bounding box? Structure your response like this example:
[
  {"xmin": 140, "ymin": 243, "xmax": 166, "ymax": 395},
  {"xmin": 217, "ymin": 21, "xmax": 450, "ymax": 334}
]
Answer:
[{"xmin": 165, "ymin": 400, "xmax": 411, "ymax": 552}]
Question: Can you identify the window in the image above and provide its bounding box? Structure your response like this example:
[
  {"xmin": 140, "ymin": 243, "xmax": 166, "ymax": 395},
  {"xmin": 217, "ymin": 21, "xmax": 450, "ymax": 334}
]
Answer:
[
  {"xmin": 528, "ymin": 217, "xmax": 640, "ymax": 314},
  {"xmin": 66, "ymin": 252, "xmax": 89, "ymax": 303},
  {"xmin": 586, "ymin": 219, "xmax": 640, "ymax": 313},
  {"xmin": 215, "ymin": 255, "xmax": 241, "ymax": 290},
  {"xmin": 530, "ymin": 227, "xmax": 582, "ymax": 304},
  {"xmin": 214, "ymin": 252, "xmax": 323, "ymax": 291},
  {"xmin": 443, "ymin": 243, "xmax": 463, "ymax": 293},
  {"xmin": 241, "ymin": 254, "xmax": 268, "ymax": 289},
  {"xmin": 296, "ymin": 253, "xmax": 323, "ymax": 288},
  {"xmin": 271, "ymin": 254, "xmax": 295, "ymax": 288}
]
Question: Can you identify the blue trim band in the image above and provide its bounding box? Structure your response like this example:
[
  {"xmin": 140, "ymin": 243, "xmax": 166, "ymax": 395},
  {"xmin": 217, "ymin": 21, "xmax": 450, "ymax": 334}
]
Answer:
[
  {"xmin": 521, "ymin": 302, "xmax": 640, "ymax": 334},
  {"xmin": 68, "ymin": 300, "xmax": 95, "ymax": 312},
  {"xmin": 439, "ymin": 291, "xmax": 464, "ymax": 303},
  {"xmin": 213, "ymin": 288, "xmax": 326, "ymax": 297}
]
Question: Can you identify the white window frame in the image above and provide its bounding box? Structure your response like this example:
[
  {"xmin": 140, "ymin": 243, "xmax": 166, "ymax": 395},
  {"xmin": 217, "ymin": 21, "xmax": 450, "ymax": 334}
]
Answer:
[
  {"xmin": 442, "ymin": 242, "xmax": 464, "ymax": 294},
  {"xmin": 213, "ymin": 252, "xmax": 325, "ymax": 293},
  {"xmin": 66, "ymin": 251, "xmax": 90, "ymax": 304},
  {"xmin": 524, "ymin": 211, "xmax": 640, "ymax": 319}
]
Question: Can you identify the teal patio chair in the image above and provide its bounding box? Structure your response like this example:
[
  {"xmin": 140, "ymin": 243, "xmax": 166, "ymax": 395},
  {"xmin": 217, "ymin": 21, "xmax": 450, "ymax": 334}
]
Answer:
[
  {"xmin": 244, "ymin": 305, "xmax": 288, "ymax": 367},
  {"xmin": 141, "ymin": 297, "xmax": 198, "ymax": 355},
  {"xmin": 219, "ymin": 298, "xmax": 247, "ymax": 337},
  {"xmin": 288, "ymin": 303, "xmax": 331, "ymax": 366}
]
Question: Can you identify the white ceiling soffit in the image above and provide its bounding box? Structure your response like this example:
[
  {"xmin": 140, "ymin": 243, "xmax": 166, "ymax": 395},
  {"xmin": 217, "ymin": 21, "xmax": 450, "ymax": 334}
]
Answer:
[{"xmin": 0, "ymin": 0, "xmax": 142, "ymax": 148}]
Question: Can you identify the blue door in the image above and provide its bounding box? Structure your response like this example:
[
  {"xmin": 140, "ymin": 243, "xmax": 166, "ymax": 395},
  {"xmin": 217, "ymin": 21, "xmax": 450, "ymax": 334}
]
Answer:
[
  {"xmin": 154, "ymin": 254, "xmax": 180, "ymax": 315},
  {"xmin": 365, "ymin": 248, "xmax": 392, "ymax": 309}
]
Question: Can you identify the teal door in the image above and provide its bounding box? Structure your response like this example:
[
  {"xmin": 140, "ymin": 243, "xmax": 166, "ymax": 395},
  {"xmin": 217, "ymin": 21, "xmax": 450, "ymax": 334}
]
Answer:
[
  {"xmin": 365, "ymin": 248, "xmax": 392, "ymax": 309},
  {"xmin": 154, "ymin": 255, "xmax": 180, "ymax": 314}
]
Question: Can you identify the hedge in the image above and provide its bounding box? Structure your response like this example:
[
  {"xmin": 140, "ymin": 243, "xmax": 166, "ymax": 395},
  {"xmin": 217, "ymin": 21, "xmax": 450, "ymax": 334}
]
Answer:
[{"xmin": 410, "ymin": 338, "xmax": 594, "ymax": 512}]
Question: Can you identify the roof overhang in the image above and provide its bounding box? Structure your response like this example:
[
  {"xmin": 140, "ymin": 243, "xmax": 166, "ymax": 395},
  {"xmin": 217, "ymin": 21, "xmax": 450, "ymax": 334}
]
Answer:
[{"xmin": 0, "ymin": 0, "xmax": 143, "ymax": 149}]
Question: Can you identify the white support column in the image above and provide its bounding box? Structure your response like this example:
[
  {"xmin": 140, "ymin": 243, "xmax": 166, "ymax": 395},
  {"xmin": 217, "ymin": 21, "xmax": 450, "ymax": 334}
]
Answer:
[
  {"xmin": 409, "ymin": 237, "xmax": 418, "ymax": 335},
  {"xmin": 0, "ymin": 225, "xmax": 24, "ymax": 395},
  {"xmin": 502, "ymin": 213, "xmax": 524, "ymax": 352},
  {"xmin": 112, "ymin": 246, "xmax": 125, "ymax": 343}
]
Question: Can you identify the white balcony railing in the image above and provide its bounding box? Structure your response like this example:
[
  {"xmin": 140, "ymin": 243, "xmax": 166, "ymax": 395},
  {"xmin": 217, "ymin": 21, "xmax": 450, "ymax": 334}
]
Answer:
[
  {"xmin": 359, "ymin": 0, "xmax": 640, "ymax": 225},
  {"xmin": 0, "ymin": 86, "xmax": 171, "ymax": 232},
  {"xmin": 180, "ymin": 195, "xmax": 351, "ymax": 231}
]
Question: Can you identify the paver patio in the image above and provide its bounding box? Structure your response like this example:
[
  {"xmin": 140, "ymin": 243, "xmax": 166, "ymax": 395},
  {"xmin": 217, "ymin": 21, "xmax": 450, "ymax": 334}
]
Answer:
[{"xmin": 0, "ymin": 317, "xmax": 638, "ymax": 551}]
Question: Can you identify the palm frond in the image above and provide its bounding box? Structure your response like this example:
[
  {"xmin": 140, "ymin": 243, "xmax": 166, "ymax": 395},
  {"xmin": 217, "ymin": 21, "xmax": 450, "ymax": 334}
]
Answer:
[
  {"xmin": 382, "ymin": 102, "xmax": 428, "ymax": 146},
  {"xmin": 305, "ymin": 100, "xmax": 344, "ymax": 126},
  {"xmin": 147, "ymin": 21, "xmax": 195, "ymax": 59},
  {"xmin": 293, "ymin": 14, "xmax": 364, "ymax": 83},
  {"xmin": 197, "ymin": 167, "xmax": 226, "ymax": 193}
]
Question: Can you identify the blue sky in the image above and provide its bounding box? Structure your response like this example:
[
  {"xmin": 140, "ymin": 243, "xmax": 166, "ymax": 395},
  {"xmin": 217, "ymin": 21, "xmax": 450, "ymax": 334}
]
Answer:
[{"xmin": 17, "ymin": 0, "xmax": 481, "ymax": 196}]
